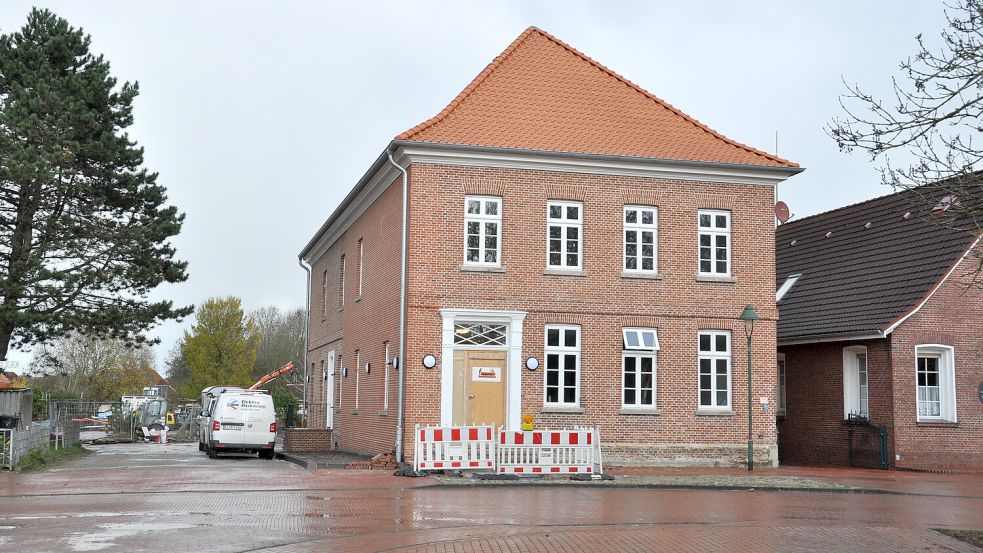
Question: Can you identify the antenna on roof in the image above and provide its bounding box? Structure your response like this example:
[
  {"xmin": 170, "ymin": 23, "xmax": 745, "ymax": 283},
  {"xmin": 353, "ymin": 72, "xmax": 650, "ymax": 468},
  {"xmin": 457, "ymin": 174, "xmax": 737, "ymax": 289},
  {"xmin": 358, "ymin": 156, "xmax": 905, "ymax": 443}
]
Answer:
[{"xmin": 775, "ymin": 201, "xmax": 792, "ymax": 224}]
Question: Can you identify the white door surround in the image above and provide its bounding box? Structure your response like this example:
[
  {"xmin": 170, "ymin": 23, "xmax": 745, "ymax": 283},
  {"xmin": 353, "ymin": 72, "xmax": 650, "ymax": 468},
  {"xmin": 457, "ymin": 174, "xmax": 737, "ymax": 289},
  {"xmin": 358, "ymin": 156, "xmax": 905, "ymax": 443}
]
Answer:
[
  {"xmin": 326, "ymin": 350, "xmax": 335, "ymax": 428},
  {"xmin": 439, "ymin": 308, "xmax": 527, "ymax": 430}
]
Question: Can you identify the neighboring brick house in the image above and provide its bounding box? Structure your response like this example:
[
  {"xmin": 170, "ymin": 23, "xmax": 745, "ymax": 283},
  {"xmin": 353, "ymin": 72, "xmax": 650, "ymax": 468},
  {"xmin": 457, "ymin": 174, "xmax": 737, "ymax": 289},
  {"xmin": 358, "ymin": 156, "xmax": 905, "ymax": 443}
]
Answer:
[
  {"xmin": 776, "ymin": 185, "xmax": 983, "ymax": 470},
  {"xmin": 299, "ymin": 27, "xmax": 802, "ymax": 466}
]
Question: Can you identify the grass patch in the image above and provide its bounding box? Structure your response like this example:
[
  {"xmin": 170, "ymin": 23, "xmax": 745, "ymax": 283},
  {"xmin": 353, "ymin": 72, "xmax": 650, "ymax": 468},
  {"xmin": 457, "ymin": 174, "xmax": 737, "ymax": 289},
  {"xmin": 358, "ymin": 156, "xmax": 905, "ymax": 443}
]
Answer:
[
  {"xmin": 934, "ymin": 528, "xmax": 983, "ymax": 548},
  {"xmin": 17, "ymin": 442, "xmax": 90, "ymax": 472}
]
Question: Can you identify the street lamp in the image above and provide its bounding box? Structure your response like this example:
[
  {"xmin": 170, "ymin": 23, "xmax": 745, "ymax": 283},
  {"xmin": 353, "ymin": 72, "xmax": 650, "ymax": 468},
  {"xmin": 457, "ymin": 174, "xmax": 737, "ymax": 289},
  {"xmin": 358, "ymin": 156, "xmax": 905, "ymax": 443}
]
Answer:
[{"xmin": 739, "ymin": 304, "xmax": 759, "ymax": 471}]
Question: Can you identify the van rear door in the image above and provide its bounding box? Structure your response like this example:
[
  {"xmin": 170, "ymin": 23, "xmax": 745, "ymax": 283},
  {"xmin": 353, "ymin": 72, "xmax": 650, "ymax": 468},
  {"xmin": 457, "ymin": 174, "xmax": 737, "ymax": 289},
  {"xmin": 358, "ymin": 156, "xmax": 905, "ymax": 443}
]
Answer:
[
  {"xmin": 215, "ymin": 394, "xmax": 246, "ymax": 448},
  {"xmin": 241, "ymin": 394, "xmax": 275, "ymax": 447}
]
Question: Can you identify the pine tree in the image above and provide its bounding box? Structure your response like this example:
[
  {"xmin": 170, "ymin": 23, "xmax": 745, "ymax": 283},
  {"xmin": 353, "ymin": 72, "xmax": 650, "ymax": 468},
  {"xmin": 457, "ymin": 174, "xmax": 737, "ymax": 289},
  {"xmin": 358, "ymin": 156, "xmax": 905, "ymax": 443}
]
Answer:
[{"xmin": 0, "ymin": 8, "xmax": 191, "ymax": 359}]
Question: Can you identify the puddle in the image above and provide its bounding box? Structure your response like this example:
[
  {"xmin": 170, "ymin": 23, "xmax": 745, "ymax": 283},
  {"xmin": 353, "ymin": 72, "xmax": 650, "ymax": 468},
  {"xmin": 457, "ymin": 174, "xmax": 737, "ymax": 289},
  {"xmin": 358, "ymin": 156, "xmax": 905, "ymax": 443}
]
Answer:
[{"xmin": 67, "ymin": 522, "xmax": 200, "ymax": 551}]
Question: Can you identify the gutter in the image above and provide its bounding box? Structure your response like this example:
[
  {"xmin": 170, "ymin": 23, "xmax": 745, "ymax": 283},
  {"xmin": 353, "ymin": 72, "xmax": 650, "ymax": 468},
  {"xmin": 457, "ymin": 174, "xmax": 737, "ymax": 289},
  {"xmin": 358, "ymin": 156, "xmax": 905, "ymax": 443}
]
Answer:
[
  {"xmin": 778, "ymin": 331, "xmax": 886, "ymax": 347},
  {"xmin": 298, "ymin": 258, "xmax": 312, "ymax": 417},
  {"xmin": 391, "ymin": 140, "xmax": 806, "ymax": 177},
  {"xmin": 386, "ymin": 148, "xmax": 410, "ymax": 464}
]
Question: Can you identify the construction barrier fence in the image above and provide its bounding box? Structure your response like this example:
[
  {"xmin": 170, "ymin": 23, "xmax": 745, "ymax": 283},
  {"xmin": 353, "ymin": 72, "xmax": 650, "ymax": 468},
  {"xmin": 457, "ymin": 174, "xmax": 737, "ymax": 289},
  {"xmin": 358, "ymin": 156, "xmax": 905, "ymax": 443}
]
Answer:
[{"xmin": 414, "ymin": 424, "xmax": 603, "ymax": 475}]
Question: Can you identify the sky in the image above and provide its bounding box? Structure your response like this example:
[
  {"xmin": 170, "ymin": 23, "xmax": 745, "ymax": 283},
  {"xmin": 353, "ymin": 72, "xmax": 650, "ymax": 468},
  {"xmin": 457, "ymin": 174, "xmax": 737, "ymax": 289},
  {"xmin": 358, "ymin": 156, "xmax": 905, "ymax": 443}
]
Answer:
[{"xmin": 0, "ymin": 1, "xmax": 952, "ymax": 371}]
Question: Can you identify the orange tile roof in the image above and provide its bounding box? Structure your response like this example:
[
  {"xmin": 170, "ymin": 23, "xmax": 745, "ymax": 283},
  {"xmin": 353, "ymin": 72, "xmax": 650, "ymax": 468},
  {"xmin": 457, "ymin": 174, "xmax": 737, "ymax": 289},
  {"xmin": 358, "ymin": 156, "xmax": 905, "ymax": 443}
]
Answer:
[
  {"xmin": 0, "ymin": 372, "xmax": 12, "ymax": 389},
  {"xmin": 398, "ymin": 27, "xmax": 797, "ymax": 168}
]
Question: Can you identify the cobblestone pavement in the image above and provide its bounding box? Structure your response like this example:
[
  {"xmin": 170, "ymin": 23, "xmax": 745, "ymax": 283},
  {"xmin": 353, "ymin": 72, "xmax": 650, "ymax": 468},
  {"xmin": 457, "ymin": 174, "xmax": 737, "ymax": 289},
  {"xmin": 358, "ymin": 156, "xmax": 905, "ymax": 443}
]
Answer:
[{"xmin": 1, "ymin": 443, "xmax": 981, "ymax": 552}]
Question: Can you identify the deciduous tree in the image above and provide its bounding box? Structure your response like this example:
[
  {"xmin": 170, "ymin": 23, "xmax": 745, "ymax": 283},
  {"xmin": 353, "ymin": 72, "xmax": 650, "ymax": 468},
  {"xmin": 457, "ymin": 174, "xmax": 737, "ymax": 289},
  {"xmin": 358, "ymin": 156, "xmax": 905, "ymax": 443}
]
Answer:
[
  {"xmin": 0, "ymin": 9, "xmax": 190, "ymax": 360},
  {"xmin": 182, "ymin": 297, "xmax": 258, "ymax": 394}
]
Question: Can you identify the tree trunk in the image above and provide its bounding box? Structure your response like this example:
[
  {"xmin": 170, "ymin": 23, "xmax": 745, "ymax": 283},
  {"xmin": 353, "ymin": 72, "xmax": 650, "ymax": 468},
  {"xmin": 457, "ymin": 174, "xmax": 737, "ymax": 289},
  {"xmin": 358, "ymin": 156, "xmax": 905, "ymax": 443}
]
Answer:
[{"xmin": 0, "ymin": 326, "xmax": 12, "ymax": 361}]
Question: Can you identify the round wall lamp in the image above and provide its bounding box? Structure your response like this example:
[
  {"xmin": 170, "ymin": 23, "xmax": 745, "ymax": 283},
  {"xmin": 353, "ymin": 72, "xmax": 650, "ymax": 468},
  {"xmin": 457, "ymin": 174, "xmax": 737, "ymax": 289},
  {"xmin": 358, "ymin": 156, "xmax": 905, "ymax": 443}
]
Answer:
[
  {"xmin": 422, "ymin": 354, "xmax": 437, "ymax": 368},
  {"xmin": 392, "ymin": 356, "xmax": 400, "ymax": 370},
  {"xmin": 364, "ymin": 363, "xmax": 371, "ymax": 374},
  {"xmin": 526, "ymin": 357, "xmax": 540, "ymax": 371},
  {"xmin": 342, "ymin": 367, "xmax": 348, "ymax": 378}
]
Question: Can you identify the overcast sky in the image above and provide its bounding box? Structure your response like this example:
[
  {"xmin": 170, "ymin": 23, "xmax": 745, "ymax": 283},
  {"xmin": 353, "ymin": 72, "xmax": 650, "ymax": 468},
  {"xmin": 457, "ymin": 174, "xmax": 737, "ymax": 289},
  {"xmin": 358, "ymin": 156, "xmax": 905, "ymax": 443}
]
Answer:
[{"xmin": 0, "ymin": 1, "xmax": 951, "ymax": 371}]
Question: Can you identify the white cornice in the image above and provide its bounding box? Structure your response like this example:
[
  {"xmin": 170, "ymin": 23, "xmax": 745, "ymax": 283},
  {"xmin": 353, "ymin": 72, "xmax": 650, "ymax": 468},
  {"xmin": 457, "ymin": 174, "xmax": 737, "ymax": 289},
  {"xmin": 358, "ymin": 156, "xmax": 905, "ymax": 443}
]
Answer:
[{"xmin": 397, "ymin": 143, "xmax": 800, "ymax": 186}]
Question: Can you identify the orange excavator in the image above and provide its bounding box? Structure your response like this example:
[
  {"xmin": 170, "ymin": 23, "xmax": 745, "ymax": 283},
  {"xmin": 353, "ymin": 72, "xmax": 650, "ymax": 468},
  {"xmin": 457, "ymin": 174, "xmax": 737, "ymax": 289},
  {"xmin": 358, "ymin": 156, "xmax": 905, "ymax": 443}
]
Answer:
[{"xmin": 248, "ymin": 362, "xmax": 296, "ymax": 390}]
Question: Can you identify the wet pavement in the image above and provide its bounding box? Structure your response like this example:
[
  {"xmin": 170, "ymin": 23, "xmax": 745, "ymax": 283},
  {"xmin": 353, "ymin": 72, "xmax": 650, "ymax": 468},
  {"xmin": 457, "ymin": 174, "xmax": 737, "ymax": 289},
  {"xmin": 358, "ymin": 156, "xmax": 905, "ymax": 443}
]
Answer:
[{"xmin": 0, "ymin": 443, "xmax": 981, "ymax": 552}]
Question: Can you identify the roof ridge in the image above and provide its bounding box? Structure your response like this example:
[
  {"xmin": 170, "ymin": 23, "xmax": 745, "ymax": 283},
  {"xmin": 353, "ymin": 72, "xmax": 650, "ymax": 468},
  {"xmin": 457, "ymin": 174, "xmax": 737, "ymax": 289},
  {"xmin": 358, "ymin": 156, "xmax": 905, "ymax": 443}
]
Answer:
[
  {"xmin": 396, "ymin": 27, "xmax": 539, "ymax": 141},
  {"xmin": 525, "ymin": 27, "xmax": 797, "ymax": 168}
]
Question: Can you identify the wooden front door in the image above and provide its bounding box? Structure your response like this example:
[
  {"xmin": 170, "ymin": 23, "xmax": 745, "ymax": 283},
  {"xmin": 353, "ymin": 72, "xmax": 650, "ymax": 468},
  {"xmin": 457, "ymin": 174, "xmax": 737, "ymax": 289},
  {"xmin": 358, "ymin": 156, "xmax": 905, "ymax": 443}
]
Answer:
[{"xmin": 453, "ymin": 350, "xmax": 507, "ymax": 427}]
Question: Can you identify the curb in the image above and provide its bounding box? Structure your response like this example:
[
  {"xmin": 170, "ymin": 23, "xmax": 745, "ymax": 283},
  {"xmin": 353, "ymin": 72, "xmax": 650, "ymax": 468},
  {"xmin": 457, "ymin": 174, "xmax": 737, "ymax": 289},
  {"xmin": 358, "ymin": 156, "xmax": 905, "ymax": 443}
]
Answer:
[
  {"xmin": 427, "ymin": 478, "xmax": 901, "ymax": 495},
  {"xmin": 275, "ymin": 451, "xmax": 315, "ymax": 471}
]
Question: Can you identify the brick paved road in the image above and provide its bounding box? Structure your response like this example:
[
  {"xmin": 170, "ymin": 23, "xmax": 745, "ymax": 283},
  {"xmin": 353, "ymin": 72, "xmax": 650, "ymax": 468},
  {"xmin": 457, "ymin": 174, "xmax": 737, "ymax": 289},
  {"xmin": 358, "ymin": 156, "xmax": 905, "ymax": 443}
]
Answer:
[{"xmin": 0, "ymin": 443, "xmax": 981, "ymax": 552}]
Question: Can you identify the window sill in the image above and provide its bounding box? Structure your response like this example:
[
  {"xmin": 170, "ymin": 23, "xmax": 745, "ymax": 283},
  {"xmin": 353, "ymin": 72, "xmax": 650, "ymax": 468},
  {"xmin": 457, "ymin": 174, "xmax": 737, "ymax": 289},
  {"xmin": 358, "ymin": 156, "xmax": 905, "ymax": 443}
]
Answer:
[
  {"xmin": 378, "ymin": 410, "xmax": 389, "ymax": 417},
  {"xmin": 543, "ymin": 268, "xmax": 586, "ymax": 277},
  {"xmin": 460, "ymin": 264, "xmax": 505, "ymax": 273},
  {"xmin": 620, "ymin": 407, "xmax": 661, "ymax": 416},
  {"xmin": 352, "ymin": 410, "xmax": 358, "ymax": 415},
  {"xmin": 621, "ymin": 271, "xmax": 663, "ymax": 280},
  {"xmin": 354, "ymin": 296, "xmax": 361, "ymax": 303},
  {"xmin": 916, "ymin": 420, "xmax": 958, "ymax": 427},
  {"xmin": 696, "ymin": 275, "xmax": 736, "ymax": 284},
  {"xmin": 540, "ymin": 405, "xmax": 585, "ymax": 414},
  {"xmin": 695, "ymin": 409, "xmax": 735, "ymax": 417}
]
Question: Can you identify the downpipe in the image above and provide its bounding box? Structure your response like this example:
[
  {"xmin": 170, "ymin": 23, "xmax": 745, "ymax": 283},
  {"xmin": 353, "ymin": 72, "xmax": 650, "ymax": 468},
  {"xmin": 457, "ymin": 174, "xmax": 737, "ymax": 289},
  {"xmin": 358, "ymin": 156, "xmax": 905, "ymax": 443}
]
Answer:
[
  {"xmin": 386, "ymin": 148, "xmax": 409, "ymax": 464},
  {"xmin": 298, "ymin": 257, "xmax": 312, "ymax": 424}
]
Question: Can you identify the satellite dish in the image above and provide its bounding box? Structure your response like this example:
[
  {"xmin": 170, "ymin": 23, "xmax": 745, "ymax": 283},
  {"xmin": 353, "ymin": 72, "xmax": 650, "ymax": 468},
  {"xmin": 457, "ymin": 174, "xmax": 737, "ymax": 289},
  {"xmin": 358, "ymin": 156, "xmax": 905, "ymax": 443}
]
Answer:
[{"xmin": 775, "ymin": 201, "xmax": 791, "ymax": 223}]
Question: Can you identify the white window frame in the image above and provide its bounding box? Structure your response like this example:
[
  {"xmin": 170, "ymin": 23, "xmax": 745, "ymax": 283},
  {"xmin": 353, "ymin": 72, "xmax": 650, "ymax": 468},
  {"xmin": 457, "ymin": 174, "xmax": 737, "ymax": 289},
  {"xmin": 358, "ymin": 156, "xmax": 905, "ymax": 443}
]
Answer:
[
  {"xmin": 337, "ymin": 354, "xmax": 343, "ymax": 408},
  {"xmin": 339, "ymin": 254, "xmax": 346, "ymax": 307},
  {"xmin": 698, "ymin": 330, "xmax": 732, "ymax": 410},
  {"xmin": 357, "ymin": 238, "xmax": 364, "ymax": 297},
  {"xmin": 354, "ymin": 349, "xmax": 360, "ymax": 412},
  {"xmin": 842, "ymin": 346, "xmax": 869, "ymax": 419},
  {"xmin": 915, "ymin": 344, "xmax": 957, "ymax": 422},
  {"xmin": 622, "ymin": 327, "xmax": 659, "ymax": 409},
  {"xmin": 777, "ymin": 354, "xmax": 787, "ymax": 416},
  {"xmin": 776, "ymin": 274, "xmax": 801, "ymax": 303},
  {"xmin": 544, "ymin": 324, "xmax": 580, "ymax": 407},
  {"xmin": 383, "ymin": 342, "xmax": 390, "ymax": 411},
  {"xmin": 623, "ymin": 206, "xmax": 658, "ymax": 274},
  {"xmin": 698, "ymin": 209, "xmax": 731, "ymax": 276},
  {"xmin": 321, "ymin": 270, "xmax": 328, "ymax": 319},
  {"xmin": 463, "ymin": 196, "xmax": 502, "ymax": 267},
  {"xmin": 547, "ymin": 201, "xmax": 583, "ymax": 270}
]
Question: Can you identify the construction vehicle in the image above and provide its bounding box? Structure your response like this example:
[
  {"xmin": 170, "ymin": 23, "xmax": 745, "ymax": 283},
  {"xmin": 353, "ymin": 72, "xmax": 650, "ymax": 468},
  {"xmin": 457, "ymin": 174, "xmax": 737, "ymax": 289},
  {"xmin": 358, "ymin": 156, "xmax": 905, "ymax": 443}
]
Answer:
[{"xmin": 248, "ymin": 362, "xmax": 295, "ymax": 390}]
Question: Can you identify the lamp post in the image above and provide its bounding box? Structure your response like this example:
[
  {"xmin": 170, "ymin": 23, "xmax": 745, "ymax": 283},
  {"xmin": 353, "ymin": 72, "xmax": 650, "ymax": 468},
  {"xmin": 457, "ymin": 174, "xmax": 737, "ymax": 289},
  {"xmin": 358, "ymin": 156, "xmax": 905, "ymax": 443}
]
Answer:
[{"xmin": 739, "ymin": 304, "xmax": 759, "ymax": 471}]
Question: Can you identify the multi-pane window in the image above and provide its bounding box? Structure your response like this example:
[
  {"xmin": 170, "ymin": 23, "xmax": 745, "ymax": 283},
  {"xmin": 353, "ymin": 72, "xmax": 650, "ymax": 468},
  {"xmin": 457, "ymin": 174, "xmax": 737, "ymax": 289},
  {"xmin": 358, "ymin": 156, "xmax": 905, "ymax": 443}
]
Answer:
[
  {"xmin": 357, "ymin": 238, "xmax": 364, "ymax": 297},
  {"xmin": 338, "ymin": 254, "xmax": 346, "ymax": 307},
  {"xmin": 917, "ymin": 354, "xmax": 940, "ymax": 418},
  {"xmin": 337, "ymin": 354, "xmax": 343, "ymax": 408},
  {"xmin": 777, "ymin": 356, "xmax": 787, "ymax": 416},
  {"xmin": 464, "ymin": 196, "xmax": 501, "ymax": 266},
  {"xmin": 321, "ymin": 270, "xmax": 328, "ymax": 319},
  {"xmin": 547, "ymin": 201, "xmax": 582, "ymax": 269},
  {"xmin": 354, "ymin": 349, "xmax": 360, "ymax": 412},
  {"xmin": 843, "ymin": 347, "xmax": 869, "ymax": 419},
  {"xmin": 545, "ymin": 325, "xmax": 580, "ymax": 406},
  {"xmin": 383, "ymin": 342, "xmax": 390, "ymax": 411},
  {"xmin": 698, "ymin": 210, "xmax": 731, "ymax": 276},
  {"xmin": 698, "ymin": 331, "xmax": 731, "ymax": 409},
  {"xmin": 622, "ymin": 328, "xmax": 659, "ymax": 409},
  {"xmin": 624, "ymin": 206, "xmax": 658, "ymax": 273},
  {"xmin": 915, "ymin": 344, "xmax": 957, "ymax": 422}
]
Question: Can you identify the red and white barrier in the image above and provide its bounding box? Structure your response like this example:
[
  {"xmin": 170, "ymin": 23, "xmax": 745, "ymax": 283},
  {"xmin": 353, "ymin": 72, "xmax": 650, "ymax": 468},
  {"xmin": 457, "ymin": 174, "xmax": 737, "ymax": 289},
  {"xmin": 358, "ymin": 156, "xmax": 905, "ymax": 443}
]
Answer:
[
  {"xmin": 414, "ymin": 424, "xmax": 495, "ymax": 471},
  {"xmin": 496, "ymin": 426, "xmax": 601, "ymax": 475}
]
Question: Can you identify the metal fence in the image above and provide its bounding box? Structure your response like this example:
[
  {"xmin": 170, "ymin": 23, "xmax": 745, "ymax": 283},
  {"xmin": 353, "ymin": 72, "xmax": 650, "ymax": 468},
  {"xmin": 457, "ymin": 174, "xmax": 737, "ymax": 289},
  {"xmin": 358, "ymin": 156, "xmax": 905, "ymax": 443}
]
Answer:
[
  {"xmin": 48, "ymin": 400, "xmax": 135, "ymax": 442},
  {"xmin": 847, "ymin": 414, "xmax": 889, "ymax": 469},
  {"xmin": 1, "ymin": 429, "xmax": 11, "ymax": 470}
]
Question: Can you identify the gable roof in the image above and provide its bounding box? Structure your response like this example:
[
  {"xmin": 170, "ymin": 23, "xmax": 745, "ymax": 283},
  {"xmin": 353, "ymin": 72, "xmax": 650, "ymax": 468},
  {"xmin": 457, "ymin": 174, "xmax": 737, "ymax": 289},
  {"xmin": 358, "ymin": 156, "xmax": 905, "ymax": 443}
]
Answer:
[
  {"xmin": 776, "ymin": 184, "xmax": 980, "ymax": 342},
  {"xmin": 397, "ymin": 27, "xmax": 797, "ymax": 169}
]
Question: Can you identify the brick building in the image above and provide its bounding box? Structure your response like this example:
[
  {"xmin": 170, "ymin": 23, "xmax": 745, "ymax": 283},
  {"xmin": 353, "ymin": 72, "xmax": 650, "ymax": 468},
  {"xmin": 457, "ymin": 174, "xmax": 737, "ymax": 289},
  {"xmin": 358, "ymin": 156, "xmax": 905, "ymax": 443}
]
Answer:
[
  {"xmin": 299, "ymin": 27, "xmax": 802, "ymax": 466},
  {"xmin": 776, "ymin": 185, "xmax": 983, "ymax": 470}
]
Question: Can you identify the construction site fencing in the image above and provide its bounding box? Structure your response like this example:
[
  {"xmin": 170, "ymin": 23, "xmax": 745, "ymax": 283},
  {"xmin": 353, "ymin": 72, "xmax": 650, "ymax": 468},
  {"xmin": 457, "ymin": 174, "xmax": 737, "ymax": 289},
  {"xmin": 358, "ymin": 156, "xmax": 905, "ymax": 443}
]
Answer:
[{"xmin": 47, "ymin": 400, "xmax": 134, "ymax": 442}]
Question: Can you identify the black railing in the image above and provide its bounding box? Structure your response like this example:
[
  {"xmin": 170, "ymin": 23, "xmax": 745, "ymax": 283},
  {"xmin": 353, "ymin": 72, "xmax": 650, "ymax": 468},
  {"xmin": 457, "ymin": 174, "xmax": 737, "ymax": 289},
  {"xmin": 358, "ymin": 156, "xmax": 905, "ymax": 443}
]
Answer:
[{"xmin": 846, "ymin": 413, "xmax": 889, "ymax": 469}]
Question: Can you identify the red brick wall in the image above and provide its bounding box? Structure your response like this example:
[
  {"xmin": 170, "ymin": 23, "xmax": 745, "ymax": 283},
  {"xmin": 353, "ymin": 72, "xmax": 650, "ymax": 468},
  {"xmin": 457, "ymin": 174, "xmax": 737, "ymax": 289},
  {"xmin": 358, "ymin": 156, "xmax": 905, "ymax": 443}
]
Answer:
[
  {"xmin": 889, "ymin": 251, "xmax": 983, "ymax": 471},
  {"xmin": 399, "ymin": 164, "xmax": 781, "ymax": 466},
  {"xmin": 777, "ymin": 339, "xmax": 893, "ymax": 467},
  {"xmin": 305, "ymin": 176, "xmax": 402, "ymax": 457},
  {"xmin": 284, "ymin": 428, "xmax": 333, "ymax": 453}
]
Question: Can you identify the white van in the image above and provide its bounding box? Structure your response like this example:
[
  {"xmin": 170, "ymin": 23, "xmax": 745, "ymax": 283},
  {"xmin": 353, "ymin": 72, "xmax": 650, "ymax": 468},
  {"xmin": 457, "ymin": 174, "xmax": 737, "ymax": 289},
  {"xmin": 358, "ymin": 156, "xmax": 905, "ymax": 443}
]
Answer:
[
  {"xmin": 198, "ymin": 386, "xmax": 245, "ymax": 448},
  {"xmin": 201, "ymin": 390, "xmax": 276, "ymax": 459}
]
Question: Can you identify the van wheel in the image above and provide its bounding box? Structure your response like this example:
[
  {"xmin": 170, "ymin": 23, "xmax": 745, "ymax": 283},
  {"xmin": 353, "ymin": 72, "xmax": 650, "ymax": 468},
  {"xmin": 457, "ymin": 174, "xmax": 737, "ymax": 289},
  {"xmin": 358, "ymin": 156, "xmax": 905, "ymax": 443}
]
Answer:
[
  {"xmin": 259, "ymin": 449, "xmax": 274, "ymax": 460},
  {"xmin": 207, "ymin": 447, "xmax": 217, "ymax": 459}
]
